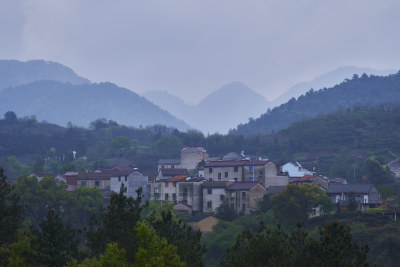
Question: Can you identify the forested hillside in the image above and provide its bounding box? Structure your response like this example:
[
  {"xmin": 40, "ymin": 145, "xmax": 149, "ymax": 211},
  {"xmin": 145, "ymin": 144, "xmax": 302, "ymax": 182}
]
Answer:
[
  {"xmin": 231, "ymin": 72, "xmax": 400, "ymax": 135},
  {"xmin": 2, "ymin": 104, "xmax": 400, "ymax": 181}
]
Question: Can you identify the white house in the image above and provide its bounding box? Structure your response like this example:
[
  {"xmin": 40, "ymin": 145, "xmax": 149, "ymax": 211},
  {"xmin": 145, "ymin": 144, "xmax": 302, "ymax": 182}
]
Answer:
[
  {"xmin": 281, "ymin": 162, "xmax": 314, "ymax": 178},
  {"xmin": 110, "ymin": 171, "xmax": 149, "ymax": 203}
]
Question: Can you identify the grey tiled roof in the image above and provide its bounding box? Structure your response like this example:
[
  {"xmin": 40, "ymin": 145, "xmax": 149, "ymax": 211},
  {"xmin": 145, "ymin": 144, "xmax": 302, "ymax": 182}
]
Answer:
[
  {"xmin": 204, "ymin": 160, "xmax": 270, "ymax": 167},
  {"xmin": 159, "ymin": 168, "xmax": 189, "ymax": 176},
  {"xmin": 325, "ymin": 184, "xmax": 376, "ymax": 194},
  {"xmin": 158, "ymin": 159, "xmax": 181, "ymax": 165},
  {"xmin": 267, "ymin": 185, "xmax": 287, "ymax": 195},
  {"xmin": 227, "ymin": 182, "xmax": 261, "ymax": 190}
]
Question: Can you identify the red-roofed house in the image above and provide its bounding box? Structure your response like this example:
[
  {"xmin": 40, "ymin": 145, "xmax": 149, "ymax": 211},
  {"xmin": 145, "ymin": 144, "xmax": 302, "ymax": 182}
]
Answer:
[{"xmin": 157, "ymin": 168, "xmax": 189, "ymax": 180}]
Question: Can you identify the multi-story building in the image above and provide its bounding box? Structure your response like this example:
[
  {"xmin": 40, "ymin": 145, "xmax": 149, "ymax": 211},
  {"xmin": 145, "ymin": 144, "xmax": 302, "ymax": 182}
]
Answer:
[
  {"xmin": 226, "ymin": 182, "xmax": 267, "ymax": 215},
  {"xmin": 150, "ymin": 175, "xmax": 204, "ymax": 212},
  {"xmin": 203, "ymin": 159, "xmax": 288, "ymax": 188},
  {"xmin": 325, "ymin": 184, "xmax": 381, "ymax": 210},
  {"xmin": 157, "ymin": 159, "xmax": 181, "ymax": 172},
  {"xmin": 180, "ymin": 147, "xmax": 208, "ymax": 170},
  {"xmin": 110, "ymin": 170, "xmax": 149, "ymax": 203},
  {"xmin": 202, "ymin": 181, "xmax": 234, "ymax": 213}
]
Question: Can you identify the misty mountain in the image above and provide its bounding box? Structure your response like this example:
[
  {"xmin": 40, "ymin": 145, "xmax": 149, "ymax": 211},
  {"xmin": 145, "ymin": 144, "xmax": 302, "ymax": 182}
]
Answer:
[
  {"xmin": 0, "ymin": 80, "xmax": 190, "ymax": 131},
  {"xmin": 142, "ymin": 81, "xmax": 270, "ymax": 134},
  {"xmin": 270, "ymin": 66, "xmax": 396, "ymax": 107},
  {"xmin": 0, "ymin": 60, "xmax": 90, "ymax": 90},
  {"xmin": 231, "ymin": 71, "xmax": 400, "ymax": 135}
]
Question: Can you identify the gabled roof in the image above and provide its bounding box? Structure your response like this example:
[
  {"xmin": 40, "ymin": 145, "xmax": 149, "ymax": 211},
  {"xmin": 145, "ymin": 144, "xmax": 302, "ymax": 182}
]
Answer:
[
  {"xmin": 203, "ymin": 181, "xmax": 233, "ymax": 188},
  {"xmin": 325, "ymin": 184, "xmax": 377, "ymax": 194},
  {"xmin": 227, "ymin": 182, "xmax": 262, "ymax": 190},
  {"xmin": 77, "ymin": 172, "xmax": 112, "ymax": 180},
  {"xmin": 165, "ymin": 175, "xmax": 190, "ymax": 182},
  {"xmin": 159, "ymin": 168, "xmax": 189, "ymax": 176},
  {"xmin": 267, "ymin": 185, "xmax": 287, "ymax": 195},
  {"xmin": 186, "ymin": 214, "xmax": 215, "ymax": 222},
  {"xmin": 30, "ymin": 172, "xmax": 54, "ymax": 178},
  {"xmin": 181, "ymin": 147, "xmax": 206, "ymax": 153},
  {"xmin": 99, "ymin": 165, "xmax": 135, "ymax": 176},
  {"xmin": 158, "ymin": 159, "xmax": 181, "ymax": 165},
  {"xmin": 204, "ymin": 159, "xmax": 270, "ymax": 168},
  {"xmin": 222, "ymin": 152, "xmax": 243, "ymax": 161},
  {"xmin": 295, "ymin": 174, "xmax": 321, "ymax": 182}
]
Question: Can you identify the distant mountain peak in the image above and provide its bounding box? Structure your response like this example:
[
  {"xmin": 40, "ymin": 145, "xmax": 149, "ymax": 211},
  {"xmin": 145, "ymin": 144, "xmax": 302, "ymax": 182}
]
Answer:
[{"xmin": 0, "ymin": 59, "xmax": 90, "ymax": 90}]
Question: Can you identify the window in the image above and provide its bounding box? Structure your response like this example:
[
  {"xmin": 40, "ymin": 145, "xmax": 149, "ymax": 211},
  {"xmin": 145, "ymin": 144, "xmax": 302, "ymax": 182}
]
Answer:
[
  {"xmin": 154, "ymin": 188, "xmax": 159, "ymax": 193},
  {"xmin": 242, "ymin": 192, "xmax": 246, "ymax": 198},
  {"xmin": 207, "ymin": 201, "xmax": 212, "ymax": 208},
  {"xmin": 259, "ymin": 171, "xmax": 263, "ymax": 177},
  {"xmin": 124, "ymin": 187, "xmax": 127, "ymax": 193},
  {"xmin": 173, "ymin": 182, "xmax": 176, "ymax": 187},
  {"xmin": 209, "ymin": 168, "xmax": 212, "ymax": 173},
  {"xmin": 207, "ymin": 188, "xmax": 212, "ymax": 194},
  {"xmin": 234, "ymin": 166, "xmax": 238, "ymax": 172},
  {"xmin": 220, "ymin": 195, "xmax": 225, "ymax": 201},
  {"xmin": 183, "ymin": 187, "xmax": 188, "ymax": 198},
  {"xmin": 171, "ymin": 165, "xmax": 175, "ymax": 169},
  {"xmin": 165, "ymin": 182, "xmax": 168, "ymax": 187},
  {"xmin": 249, "ymin": 166, "xmax": 254, "ymax": 172},
  {"xmin": 234, "ymin": 178, "xmax": 238, "ymax": 182},
  {"xmin": 161, "ymin": 165, "xmax": 165, "ymax": 168},
  {"xmin": 165, "ymin": 193, "xmax": 169, "ymax": 200},
  {"xmin": 118, "ymin": 176, "xmax": 121, "ymax": 182},
  {"xmin": 208, "ymin": 178, "xmax": 212, "ymax": 181},
  {"xmin": 249, "ymin": 177, "xmax": 254, "ymax": 182},
  {"xmin": 81, "ymin": 180, "xmax": 86, "ymax": 187},
  {"xmin": 218, "ymin": 173, "xmax": 221, "ymax": 180},
  {"xmin": 242, "ymin": 204, "xmax": 246, "ymax": 211},
  {"xmin": 124, "ymin": 176, "xmax": 127, "ymax": 182},
  {"xmin": 225, "ymin": 172, "xmax": 228, "ymax": 178},
  {"xmin": 173, "ymin": 193, "xmax": 177, "ymax": 201},
  {"xmin": 95, "ymin": 180, "xmax": 100, "ymax": 187}
]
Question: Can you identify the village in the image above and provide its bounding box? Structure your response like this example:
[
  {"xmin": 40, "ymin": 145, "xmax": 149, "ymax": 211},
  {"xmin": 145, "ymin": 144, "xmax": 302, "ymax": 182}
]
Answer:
[{"xmin": 28, "ymin": 147, "xmax": 384, "ymax": 232}]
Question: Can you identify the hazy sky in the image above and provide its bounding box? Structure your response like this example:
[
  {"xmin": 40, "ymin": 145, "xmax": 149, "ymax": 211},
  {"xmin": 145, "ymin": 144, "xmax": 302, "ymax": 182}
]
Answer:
[{"xmin": 1, "ymin": 0, "xmax": 400, "ymax": 104}]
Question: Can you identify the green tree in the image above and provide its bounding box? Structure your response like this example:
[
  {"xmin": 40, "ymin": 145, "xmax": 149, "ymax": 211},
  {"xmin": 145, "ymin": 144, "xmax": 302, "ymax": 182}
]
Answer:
[
  {"xmin": 110, "ymin": 136, "xmax": 135, "ymax": 156},
  {"xmin": 216, "ymin": 199, "xmax": 237, "ymax": 221},
  {"xmin": 222, "ymin": 221, "xmax": 369, "ymax": 267},
  {"xmin": 0, "ymin": 223, "xmax": 39, "ymax": 267},
  {"xmin": 363, "ymin": 158, "xmax": 390, "ymax": 184},
  {"xmin": 87, "ymin": 185, "xmax": 143, "ymax": 262},
  {"xmin": 0, "ymin": 167, "xmax": 23, "ymax": 246},
  {"xmin": 32, "ymin": 157, "xmax": 44, "ymax": 172},
  {"xmin": 35, "ymin": 209, "xmax": 78, "ymax": 267},
  {"xmin": 134, "ymin": 221, "xmax": 185, "ymax": 267},
  {"xmin": 256, "ymin": 194, "xmax": 271, "ymax": 213},
  {"xmin": 315, "ymin": 222, "xmax": 369, "ymax": 266},
  {"xmin": 146, "ymin": 202, "xmax": 205, "ymax": 266},
  {"xmin": 376, "ymin": 184, "xmax": 396, "ymax": 203},
  {"xmin": 152, "ymin": 136, "xmax": 183, "ymax": 158},
  {"xmin": 65, "ymin": 243, "xmax": 129, "ymax": 267},
  {"xmin": 271, "ymin": 184, "xmax": 331, "ymax": 226}
]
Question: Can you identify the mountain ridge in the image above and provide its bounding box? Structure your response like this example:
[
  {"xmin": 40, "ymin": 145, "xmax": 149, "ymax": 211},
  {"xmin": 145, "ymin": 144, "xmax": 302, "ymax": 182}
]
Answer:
[
  {"xmin": 231, "ymin": 71, "xmax": 400, "ymax": 135},
  {"xmin": 142, "ymin": 81, "xmax": 270, "ymax": 134},
  {"xmin": 0, "ymin": 80, "xmax": 191, "ymax": 131}
]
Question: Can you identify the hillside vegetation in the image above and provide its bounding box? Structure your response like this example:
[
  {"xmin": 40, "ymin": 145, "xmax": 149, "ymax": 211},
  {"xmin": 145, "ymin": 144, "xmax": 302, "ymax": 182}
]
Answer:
[{"xmin": 231, "ymin": 72, "xmax": 400, "ymax": 135}]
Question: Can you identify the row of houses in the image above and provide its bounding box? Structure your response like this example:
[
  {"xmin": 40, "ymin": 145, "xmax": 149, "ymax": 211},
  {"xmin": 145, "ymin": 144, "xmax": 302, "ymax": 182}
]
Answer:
[{"xmin": 30, "ymin": 148, "xmax": 381, "ymax": 217}]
